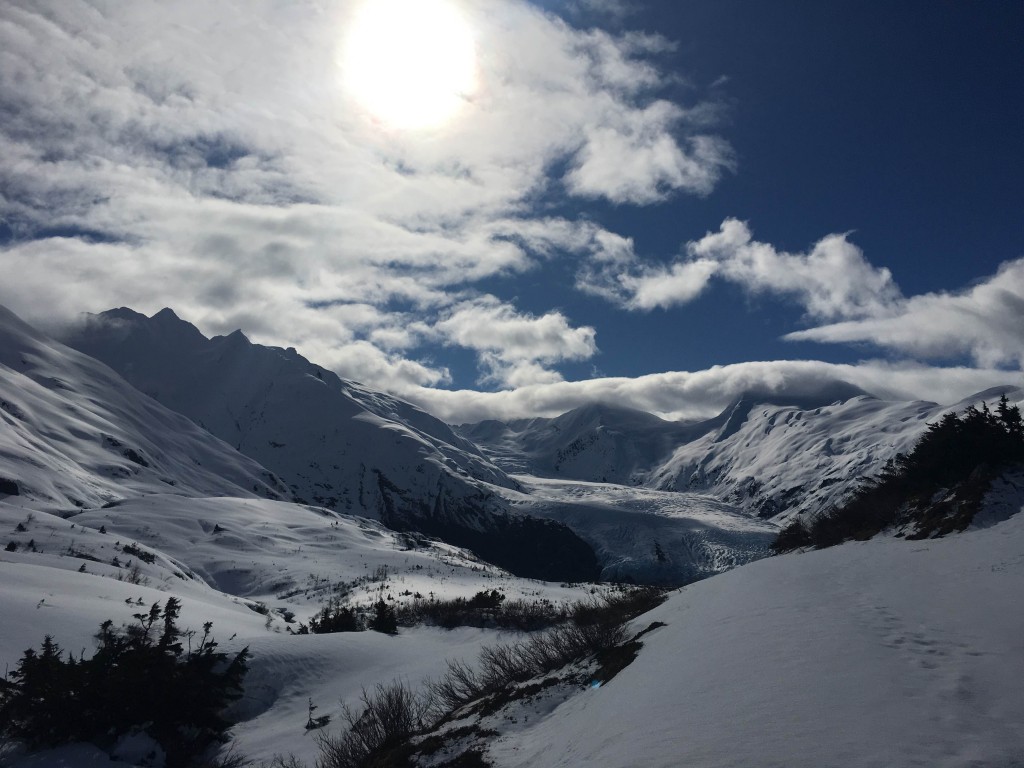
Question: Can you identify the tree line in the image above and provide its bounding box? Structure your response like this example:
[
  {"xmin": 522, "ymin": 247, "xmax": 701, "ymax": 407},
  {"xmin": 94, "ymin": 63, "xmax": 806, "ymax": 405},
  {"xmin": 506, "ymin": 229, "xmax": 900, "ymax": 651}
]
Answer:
[{"xmin": 776, "ymin": 394, "xmax": 1024, "ymax": 550}]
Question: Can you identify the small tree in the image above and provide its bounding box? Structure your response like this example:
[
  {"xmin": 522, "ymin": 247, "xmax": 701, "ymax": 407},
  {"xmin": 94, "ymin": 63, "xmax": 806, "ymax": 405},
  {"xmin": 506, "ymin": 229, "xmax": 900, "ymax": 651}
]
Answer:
[
  {"xmin": 305, "ymin": 697, "xmax": 330, "ymax": 730},
  {"xmin": 0, "ymin": 598, "xmax": 249, "ymax": 768},
  {"xmin": 308, "ymin": 597, "xmax": 361, "ymax": 634},
  {"xmin": 368, "ymin": 598, "xmax": 398, "ymax": 635}
]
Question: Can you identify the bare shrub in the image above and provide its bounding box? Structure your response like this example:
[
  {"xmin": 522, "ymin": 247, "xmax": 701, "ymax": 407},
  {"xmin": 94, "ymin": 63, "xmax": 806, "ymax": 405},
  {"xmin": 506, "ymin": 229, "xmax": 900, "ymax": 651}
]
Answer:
[
  {"xmin": 315, "ymin": 681, "xmax": 431, "ymax": 768},
  {"xmin": 317, "ymin": 587, "xmax": 666, "ymax": 766},
  {"xmin": 395, "ymin": 591, "xmax": 563, "ymax": 631},
  {"xmin": 477, "ymin": 644, "xmax": 531, "ymax": 694},
  {"xmin": 571, "ymin": 586, "xmax": 664, "ymax": 628},
  {"xmin": 429, "ymin": 660, "xmax": 482, "ymax": 712},
  {"xmin": 260, "ymin": 755, "xmax": 306, "ymax": 768},
  {"xmin": 429, "ymin": 589, "xmax": 652, "ymax": 713}
]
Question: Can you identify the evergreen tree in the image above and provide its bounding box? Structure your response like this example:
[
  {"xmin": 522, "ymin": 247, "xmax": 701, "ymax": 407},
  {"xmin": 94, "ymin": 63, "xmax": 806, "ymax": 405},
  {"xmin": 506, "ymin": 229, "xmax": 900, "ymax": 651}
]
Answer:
[
  {"xmin": 777, "ymin": 397, "xmax": 1024, "ymax": 551},
  {"xmin": 369, "ymin": 598, "xmax": 398, "ymax": 635},
  {"xmin": 0, "ymin": 599, "xmax": 249, "ymax": 768}
]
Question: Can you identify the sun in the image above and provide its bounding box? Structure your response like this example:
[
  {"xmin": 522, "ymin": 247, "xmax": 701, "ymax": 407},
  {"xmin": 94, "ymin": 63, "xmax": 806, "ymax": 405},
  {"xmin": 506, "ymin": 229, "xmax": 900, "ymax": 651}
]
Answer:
[{"xmin": 340, "ymin": 0, "xmax": 477, "ymax": 130}]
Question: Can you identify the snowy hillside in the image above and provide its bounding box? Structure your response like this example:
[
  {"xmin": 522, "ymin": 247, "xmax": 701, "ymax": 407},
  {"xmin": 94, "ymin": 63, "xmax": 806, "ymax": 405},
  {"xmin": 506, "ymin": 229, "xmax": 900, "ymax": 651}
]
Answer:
[
  {"xmin": 655, "ymin": 386, "xmax": 1024, "ymax": 521},
  {"xmin": 0, "ymin": 305, "xmax": 287, "ymax": 511},
  {"xmin": 4, "ymin": 479, "xmax": 1023, "ymax": 766},
  {"xmin": 0, "ymin": 497, "xmax": 596, "ymax": 767},
  {"xmin": 398, "ymin": 499, "xmax": 1024, "ymax": 768},
  {"xmin": 63, "ymin": 308, "xmax": 599, "ymax": 581},
  {"xmin": 463, "ymin": 384, "xmax": 1024, "ymax": 523}
]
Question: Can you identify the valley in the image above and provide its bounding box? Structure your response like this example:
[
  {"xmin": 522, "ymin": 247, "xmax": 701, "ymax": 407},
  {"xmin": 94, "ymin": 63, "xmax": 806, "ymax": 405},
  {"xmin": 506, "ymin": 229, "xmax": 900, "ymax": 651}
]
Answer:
[{"xmin": 1, "ymin": 303, "xmax": 1022, "ymax": 767}]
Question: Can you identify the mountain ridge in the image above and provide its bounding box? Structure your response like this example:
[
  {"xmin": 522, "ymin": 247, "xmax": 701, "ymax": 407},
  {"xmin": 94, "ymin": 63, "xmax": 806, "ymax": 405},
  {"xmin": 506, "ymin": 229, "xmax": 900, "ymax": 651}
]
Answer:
[
  {"xmin": 62, "ymin": 307, "xmax": 599, "ymax": 581},
  {"xmin": 463, "ymin": 382, "xmax": 1024, "ymax": 522},
  {"xmin": 0, "ymin": 304, "xmax": 289, "ymax": 511}
]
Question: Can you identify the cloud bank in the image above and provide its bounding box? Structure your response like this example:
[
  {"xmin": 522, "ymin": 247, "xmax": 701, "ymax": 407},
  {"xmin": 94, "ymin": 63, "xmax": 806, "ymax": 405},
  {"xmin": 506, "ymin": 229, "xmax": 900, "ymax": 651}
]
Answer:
[
  {"xmin": 0, "ymin": 0, "xmax": 1019, "ymax": 424},
  {"xmin": 787, "ymin": 259, "xmax": 1024, "ymax": 369},
  {"xmin": 580, "ymin": 217, "xmax": 1024, "ymax": 375},
  {"xmin": 407, "ymin": 358, "xmax": 1021, "ymax": 424},
  {"xmin": 582, "ymin": 218, "xmax": 902, "ymax": 318},
  {"xmin": 0, "ymin": 0, "xmax": 729, "ymax": 390}
]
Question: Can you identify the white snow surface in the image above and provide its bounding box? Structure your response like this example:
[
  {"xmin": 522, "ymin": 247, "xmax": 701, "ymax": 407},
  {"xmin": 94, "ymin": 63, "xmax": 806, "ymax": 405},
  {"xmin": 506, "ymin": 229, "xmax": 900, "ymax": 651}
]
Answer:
[
  {"xmin": 0, "ymin": 497, "xmax": 594, "ymax": 767},
  {"xmin": 64, "ymin": 308, "xmax": 515, "ymax": 520},
  {"xmin": 0, "ymin": 305, "xmax": 285, "ymax": 511},
  {"xmin": 68, "ymin": 495, "xmax": 586, "ymax": 617},
  {"xmin": 464, "ymin": 387, "xmax": 1024, "ymax": 523},
  {"xmin": 482, "ymin": 512, "xmax": 1024, "ymax": 768}
]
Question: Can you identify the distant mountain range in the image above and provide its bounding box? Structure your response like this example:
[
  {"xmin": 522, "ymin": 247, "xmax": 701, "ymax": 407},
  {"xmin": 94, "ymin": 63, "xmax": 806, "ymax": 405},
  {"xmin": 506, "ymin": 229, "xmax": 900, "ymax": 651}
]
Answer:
[
  {"xmin": 62, "ymin": 307, "xmax": 597, "ymax": 582},
  {"xmin": 1, "ymin": 301, "xmax": 1019, "ymax": 586},
  {"xmin": 4, "ymin": 303, "xmax": 1024, "ymax": 766},
  {"xmin": 459, "ymin": 383, "xmax": 1024, "ymax": 523}
]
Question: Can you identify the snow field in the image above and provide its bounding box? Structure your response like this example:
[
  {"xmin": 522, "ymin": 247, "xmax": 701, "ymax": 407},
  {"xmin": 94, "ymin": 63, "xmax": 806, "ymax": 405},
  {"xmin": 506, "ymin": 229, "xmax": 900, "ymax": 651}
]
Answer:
[{"xmin": 484, "ymin": 513, "xmax": 1024, "ymax": 768}]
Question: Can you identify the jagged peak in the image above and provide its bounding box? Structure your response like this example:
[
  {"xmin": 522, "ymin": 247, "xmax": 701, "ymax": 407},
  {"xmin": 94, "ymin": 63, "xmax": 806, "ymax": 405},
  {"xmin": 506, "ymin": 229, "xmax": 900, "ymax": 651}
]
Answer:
[
  {"xmin": 222, "ymin": 328, "xmax": 251, "ymax": 344},
  {"xmin": 151, "ymin": 307, "xmax": 185, "ymax": 323}
]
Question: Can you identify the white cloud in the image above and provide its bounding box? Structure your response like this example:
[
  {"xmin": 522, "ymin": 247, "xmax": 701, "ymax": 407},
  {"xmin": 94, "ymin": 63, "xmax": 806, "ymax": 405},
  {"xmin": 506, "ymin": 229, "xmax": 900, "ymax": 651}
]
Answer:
[
  {"xmin": 586, "ymin": 218, "xmax": 904, "ymax": 318},
  {"xmin": 434, "ymin": 296, "xmax": 598, "ymax": 386},
  {"xmin": 565, "ymin": 104, "xmax": 733, "ymax": 204},
  {"xmin": 403, "ymin": 358, "xmax": 1020, "ymax": 424},
  {"xmin": 0, "ymin": 0, "xmax": 729, "ymax": 390},
  {"xmin": 787, "ymin": 258, "xmax": 1024, "ymax": 368},
  {"xmin": 307, "ymin": 340, "xmax": 452, "ymax": 389},
  {"xmin": 692, "ymin": 219, "xmax": 903, "ymax": 321},
  {"xmin": 574, "ymin": 218, "xmax": 1024, "ymax": 390},
  {"xmin": 619, "ymin": 259, "xmax": 718, "ymax": 310}
]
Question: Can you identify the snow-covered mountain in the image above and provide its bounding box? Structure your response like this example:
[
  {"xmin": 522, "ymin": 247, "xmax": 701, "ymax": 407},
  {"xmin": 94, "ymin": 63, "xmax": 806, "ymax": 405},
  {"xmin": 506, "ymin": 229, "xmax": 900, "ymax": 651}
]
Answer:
[
  {"xmin": 68, "ymin": 307, "xmax": 512, "ymax": 503},
  {"xmin": 63, "ymin": 308, "xmax": 598, "ymax": 581},
  {"xmin": 462, "ymin": 383, "xmax": 1024, "ymax": 523},
  {"xmin": 655, "ymin": 386, "xmax": 1024, "ymax": 521},
  {"xmin": 3, "ymin": 302, "xmax": 1024, "ymax": 767},
  {"xmin": 0, "ymin": 305, "xmax": 287, "ymax": 511},
  {"xmin": 461, "ymin": 403, "xmax": 700, "ymax": 483},
  {"xmin": 413, "ymin": 498, "xmax": 1024, "ymax": 768}
]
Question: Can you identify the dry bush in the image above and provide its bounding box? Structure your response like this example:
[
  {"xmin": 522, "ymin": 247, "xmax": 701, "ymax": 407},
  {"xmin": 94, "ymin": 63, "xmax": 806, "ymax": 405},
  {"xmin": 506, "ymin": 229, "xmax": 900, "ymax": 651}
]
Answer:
[
  {"xmin": 316, "ymin": 681, "xmax": 431, "ymax": 768},
  {"xmin": 429, "ymin": 660, "xmax": 482, "ymax": 712}
]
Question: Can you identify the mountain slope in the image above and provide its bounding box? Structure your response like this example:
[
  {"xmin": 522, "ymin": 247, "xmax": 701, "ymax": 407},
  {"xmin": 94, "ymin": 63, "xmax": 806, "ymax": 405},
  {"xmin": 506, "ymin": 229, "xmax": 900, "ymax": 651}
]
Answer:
[
  {"xmin": 463, "ymin": 384, "xmax": 1024, "ymax": 523},
  {"xmin": 655, "ymin": 386, "xmax": 1024, "ymax": 521},
  {"xmin": 63, "ymin": 308, "xmax": 598, "ymax": 581},
  {"xmin": 460, "ymin": 403, "xmax": 700, "ymax": 483},
  {"xmin": 0, "ymin": 305, "xmax": 287, "ymax": 511},
  {"xmin": 422, "ymin": 499, "xmax": 1024, "ymax": 768}
]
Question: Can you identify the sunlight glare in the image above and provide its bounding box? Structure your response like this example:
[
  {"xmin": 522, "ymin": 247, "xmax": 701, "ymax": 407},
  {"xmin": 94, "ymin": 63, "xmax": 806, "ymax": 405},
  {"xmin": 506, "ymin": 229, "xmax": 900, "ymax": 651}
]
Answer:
[{"xmin": 341, "ymin": 0, "xmax": 477, "ymax": 130}]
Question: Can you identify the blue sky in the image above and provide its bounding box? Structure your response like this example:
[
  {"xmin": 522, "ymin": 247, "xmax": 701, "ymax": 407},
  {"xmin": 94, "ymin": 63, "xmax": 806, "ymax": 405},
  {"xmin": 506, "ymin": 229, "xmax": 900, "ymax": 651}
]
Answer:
[
  {"xmin": 0, "ymin": 0, "xmax": 1021, "ymax": 421},
  {"xmin": 528, "ymin": 0, "xmax": 1024, "ymax": 378}
]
